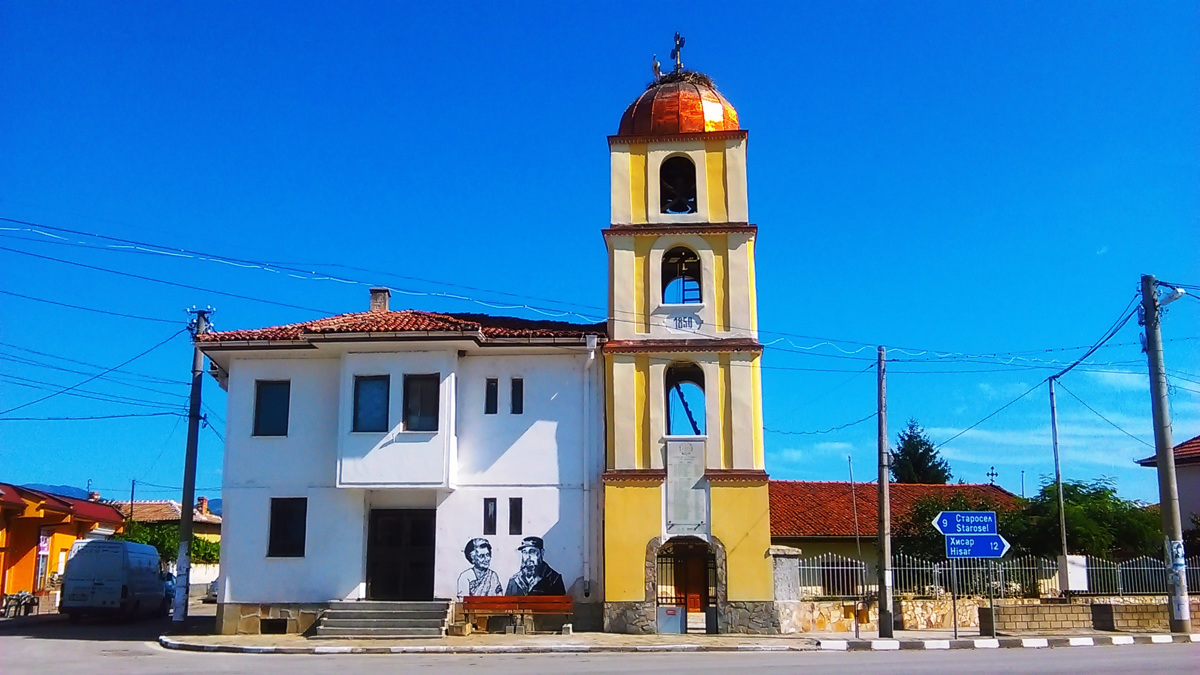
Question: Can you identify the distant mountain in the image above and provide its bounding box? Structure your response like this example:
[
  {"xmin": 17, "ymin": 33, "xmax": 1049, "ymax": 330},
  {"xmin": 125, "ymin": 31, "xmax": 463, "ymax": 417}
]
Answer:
[{"xmin": 22, "ymin": 483, "xmax": 89, "ymax": 500}]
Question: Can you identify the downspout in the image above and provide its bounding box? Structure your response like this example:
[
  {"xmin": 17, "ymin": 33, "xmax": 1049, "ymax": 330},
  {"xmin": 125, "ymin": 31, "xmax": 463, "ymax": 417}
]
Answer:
[{"xmin": 582, "ymin": 334, "xmax": 598, "ymax": 598}]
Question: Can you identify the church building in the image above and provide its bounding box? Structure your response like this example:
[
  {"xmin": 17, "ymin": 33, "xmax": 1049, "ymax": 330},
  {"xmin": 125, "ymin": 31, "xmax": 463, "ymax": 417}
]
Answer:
[{"xmin": 198, "ymin": 51, "xmax": 776, "ymax": 636}]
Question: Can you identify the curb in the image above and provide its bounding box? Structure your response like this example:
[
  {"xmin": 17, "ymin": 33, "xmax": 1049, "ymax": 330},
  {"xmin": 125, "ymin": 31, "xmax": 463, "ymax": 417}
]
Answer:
[
  {"xmin": 158, "ymin": 636, "xmax": 818, "ymax": 654},
  {"xmin": 819, "ymin": 634, "xmax": 1200, "ymax": 651}
]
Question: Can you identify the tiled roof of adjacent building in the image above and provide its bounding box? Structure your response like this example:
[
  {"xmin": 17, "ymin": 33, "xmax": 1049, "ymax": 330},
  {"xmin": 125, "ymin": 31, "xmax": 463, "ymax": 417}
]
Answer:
[
  {"xmin": 1135, "ymin": 434, "xmax": 1200, "ymax": 467},
  {"xmin": 197, "ymin": 310, "xmax": 607, "ymax": 344},
  {"xmin": 111, "ymin": 500, "xmax": 222, "ymax": 525},
  {"xmin": 0, "ymin": 483, "xmax": 125, "ymax": 525},
  {"xmin": 769, "ymin": 480, "xmax": 1021, "ymax": 538}
]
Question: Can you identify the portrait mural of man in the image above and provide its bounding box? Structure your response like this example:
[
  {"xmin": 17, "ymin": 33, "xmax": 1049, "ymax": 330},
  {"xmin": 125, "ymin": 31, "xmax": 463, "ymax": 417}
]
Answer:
[
  {"xmin": 505, "ymin": 536, "xmax": 565, "ymax": 596},
  {"xmin": 456, "ymin": 537, "xmax": 504, "ymax": 599}
]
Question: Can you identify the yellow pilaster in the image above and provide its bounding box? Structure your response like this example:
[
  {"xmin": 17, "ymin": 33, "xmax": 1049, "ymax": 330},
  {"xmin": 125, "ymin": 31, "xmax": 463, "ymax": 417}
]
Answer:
[
  {"xmin": 633, "ymin": 237, "xmax": 653, "ymax": 334},
  {"xmin": 719, "ymin": 353, "xmax": 733, "ymax": 469},
  {"xmin": 603, "ymin": 483, "xmax": 661, "ymax": 601},
  {"xmin": 702, "ymin": 233, "xmax": 730, "ymax": 332},
  {"xmin": 629, "ymin": 143, "xmax": 648, "ymax": 224},
  {"xmin": 751, "ymin": 354, "xmax": 765, "ymax": 469},
  {"xmin": 704, "ymin": 140, "xmax": 728, "ymax": 223}
]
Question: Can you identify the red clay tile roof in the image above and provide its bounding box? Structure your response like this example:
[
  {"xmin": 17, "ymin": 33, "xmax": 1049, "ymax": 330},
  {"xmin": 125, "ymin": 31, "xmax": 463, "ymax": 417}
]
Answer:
[
  {"xmin": 1136, "ymin": 434, "xmax": 1200, "ymax": 467},
  {"xmin": 0, "ymin": 483, "xmax": 26, "ymax": 509},
  {"xmin": 111, "ymin": 500, "xmax": 222, "ymax": 525},
  {"xmin": 3, "ymin": 484, "xmax": 125, "ymax": 525},
  {"xmin": 198, "ymin": 310, "xmax": 606, "ymax": 344},
  {"xmin": 770, "ymin": 480, "xmax": 1021, "ymax": 538}
]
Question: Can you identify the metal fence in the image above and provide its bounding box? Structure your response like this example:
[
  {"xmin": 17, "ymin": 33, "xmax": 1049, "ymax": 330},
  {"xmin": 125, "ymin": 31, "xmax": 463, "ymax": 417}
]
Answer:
[{"xmin": 793, "ymin": 552, "xmax": 1198, "ymax": 600}]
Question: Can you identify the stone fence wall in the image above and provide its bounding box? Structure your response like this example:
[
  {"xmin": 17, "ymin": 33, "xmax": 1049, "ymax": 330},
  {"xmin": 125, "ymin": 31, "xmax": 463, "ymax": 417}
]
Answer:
[{"xmin": 980, "ymin": 603, "xmax": 1091, "ymax": 634}]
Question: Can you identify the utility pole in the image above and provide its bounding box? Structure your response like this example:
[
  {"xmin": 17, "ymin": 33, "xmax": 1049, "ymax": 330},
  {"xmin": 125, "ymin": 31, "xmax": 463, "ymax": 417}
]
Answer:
[
  {"xmin": 173, "ymin": 308, "xmax": 210, "ymax": 625},
  {"xmin": 1049, "ymin": 378, "xmax": 1069, "ymax": 562},
  {"xmin": 1141, "ymin": 274, "xmax": 1191, "ymax": 633},
  {"xmin": 129, "ymin": 479, "xmax": 136, "ymax": 523},
  {"xmin": 876, "ymin": 346, "xmax": 893, "ymax": 638}
]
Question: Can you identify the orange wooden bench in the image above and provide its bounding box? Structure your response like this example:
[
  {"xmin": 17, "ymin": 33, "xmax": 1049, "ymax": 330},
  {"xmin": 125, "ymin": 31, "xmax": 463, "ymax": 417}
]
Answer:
[{"xmin": 462, "ymin": 595, "xmax": 573, "ymax": 631}]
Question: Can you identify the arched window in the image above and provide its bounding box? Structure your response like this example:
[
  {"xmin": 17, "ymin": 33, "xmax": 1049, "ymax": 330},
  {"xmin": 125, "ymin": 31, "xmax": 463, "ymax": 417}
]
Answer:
[
  {"xmin": 665, "ymin": 362, "xmax": 705, "ymax": 436},
  {"xmin": 660, "ymin": 156, "xmax": 697, "ymax": 214},
  {"xmin": 662, "ymin": 246, "xmax": 701, "ymax": 305}
]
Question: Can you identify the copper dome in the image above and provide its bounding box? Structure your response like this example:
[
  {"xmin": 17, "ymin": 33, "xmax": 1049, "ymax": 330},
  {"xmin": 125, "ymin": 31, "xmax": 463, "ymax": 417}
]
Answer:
[{"xmin": 617, "ymin": 72, "xmax": 739, "ymax": 136}]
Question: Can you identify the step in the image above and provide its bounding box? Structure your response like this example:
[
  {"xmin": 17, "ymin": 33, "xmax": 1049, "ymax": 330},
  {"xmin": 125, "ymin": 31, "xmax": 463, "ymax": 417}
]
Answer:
[
  {"xmin": 328, "ymin": 601, "xmax": 450, "ymax": 612},
  {"xmin": 320, "ymin": 618, "xmax": 446, "ymax": 629},
  {"xmin": 314, "ymin": 626, "xmax": 445, "ymax": 638},
  {"xmin": 322, "ymin": 609, "xmax": 448, "ymax": 621}
]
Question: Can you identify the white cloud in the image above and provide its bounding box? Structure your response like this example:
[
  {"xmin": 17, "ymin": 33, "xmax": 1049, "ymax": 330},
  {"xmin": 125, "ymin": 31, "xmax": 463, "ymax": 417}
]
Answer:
[
  {"xmin": 1086, "ymin": 371, "xmax": 1147, "ymax": 392},
  {"xmin": 1096, "ymin": 246, "xmax": 1109, "ymax": 256}
]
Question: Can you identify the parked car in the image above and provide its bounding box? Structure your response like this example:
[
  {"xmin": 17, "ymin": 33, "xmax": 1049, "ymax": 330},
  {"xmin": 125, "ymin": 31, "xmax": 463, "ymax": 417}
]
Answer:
[
  {"xmin": 202, "ymin": 579, "xmax": 218, "ymax": 603},
  {"xmin": 59, "ymin": 540, "xmax": 166, "ymax": 621}
]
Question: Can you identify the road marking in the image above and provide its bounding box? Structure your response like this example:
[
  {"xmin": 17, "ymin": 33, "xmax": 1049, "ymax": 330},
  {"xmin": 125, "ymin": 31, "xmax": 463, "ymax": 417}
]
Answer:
[
  {"xmin": 1110, "ymin": 636, "xmax": 1134, "ymax": 645},
  {"xmin": 1021, "ymin": 638, "xmax": 1048, "ymax": 648},
  {"xmin": 973, "ymin": 639, "xmax": 1000, "ymax": 649},
  {"xmin": 923, "ymin": 640, "xmax": 951, "ymax": 650},
  {"xmin": 1068, "ymin": 637, "xmax": 1094, "ymax": 647},
  {"xmin": 1150, "ymin": 635, "xmax": 1172, "ymax": 644},
  {"xmin": 820, "ymin": 640, "xmax": 848, "ymax": 651},
  {"xmin": 871, "ymin": 640, "xmax": 900, "ymax": 651}
]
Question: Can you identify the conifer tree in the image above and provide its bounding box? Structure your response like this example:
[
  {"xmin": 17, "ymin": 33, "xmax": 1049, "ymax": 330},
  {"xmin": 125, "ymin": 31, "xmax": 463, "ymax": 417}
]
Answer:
[{"xmin": 890, "ymin": 418, "xmax": 952, "ymax": 484}]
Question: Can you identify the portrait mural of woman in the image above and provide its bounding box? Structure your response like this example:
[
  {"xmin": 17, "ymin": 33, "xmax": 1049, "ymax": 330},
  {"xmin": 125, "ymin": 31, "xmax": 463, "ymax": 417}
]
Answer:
[{"xmin": 456, "ymin": 537, "xmax": 503, "ymax": 599}]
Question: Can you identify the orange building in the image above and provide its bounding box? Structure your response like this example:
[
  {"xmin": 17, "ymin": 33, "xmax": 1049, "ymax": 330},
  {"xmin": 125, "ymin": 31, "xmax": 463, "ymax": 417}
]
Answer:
[{"xmin": 0, "ymin": 483, "xmax": 125, "ymax": 598}]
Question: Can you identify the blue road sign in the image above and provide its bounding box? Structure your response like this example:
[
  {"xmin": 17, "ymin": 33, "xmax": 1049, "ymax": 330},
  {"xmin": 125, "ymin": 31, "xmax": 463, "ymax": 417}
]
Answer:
[
  {"xmin": 945, "ymin": 534, "xmax": 1011, "ymax": 559},
  {"xmin": 932, "ymin": 511, "xmax": 997, "ymax": 535}
]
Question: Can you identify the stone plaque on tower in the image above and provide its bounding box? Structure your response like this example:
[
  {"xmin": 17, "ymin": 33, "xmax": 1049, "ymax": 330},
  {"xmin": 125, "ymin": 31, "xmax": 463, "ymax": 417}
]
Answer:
[{"xmin": 665, "ymin": 440, "xmax": 708, "ymax": 536}]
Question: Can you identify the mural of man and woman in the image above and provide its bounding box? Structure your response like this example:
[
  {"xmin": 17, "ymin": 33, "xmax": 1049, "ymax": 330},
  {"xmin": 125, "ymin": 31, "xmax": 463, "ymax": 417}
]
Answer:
[{"xmin": 456, "ymin": 536, "xmax": 565, "ymax": 599}]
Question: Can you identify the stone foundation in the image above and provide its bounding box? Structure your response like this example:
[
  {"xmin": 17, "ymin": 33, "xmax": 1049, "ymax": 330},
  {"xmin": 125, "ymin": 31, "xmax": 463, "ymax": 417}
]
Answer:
[
  {"xmin": 980, "ymin": 602, "xmax": 1091, "ymax": 634},
  {"xmin": 1090, "ymin": 603, "xmax": 1169, "ymax": 632},
  {"xmin": 896, "ymin": 597, "xmax": 984, "ymax": 629},
  {"xmin": 603, "ymin": 601, "xmax": 656, "ymax": 634},
  {"xmin": 215, "ymin": 602, "xmax": 326, "ymax": 635},
  {"xmin": 719, "ymin": 600, "xmax": 780, "ymax": 634}
]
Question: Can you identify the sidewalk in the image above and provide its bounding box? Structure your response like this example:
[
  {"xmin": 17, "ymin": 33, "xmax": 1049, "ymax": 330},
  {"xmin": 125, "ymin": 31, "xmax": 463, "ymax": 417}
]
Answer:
[{"xmin": 158, "ymin": 628, "xmax": 1200, "ymax": 655}]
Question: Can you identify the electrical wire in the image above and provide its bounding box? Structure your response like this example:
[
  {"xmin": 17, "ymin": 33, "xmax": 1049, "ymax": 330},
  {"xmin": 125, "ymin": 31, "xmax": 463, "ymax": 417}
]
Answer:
[
  {"xmin": 935, "ymin": 380, "xmax": 1045, "ymax": 449},
  {"xmin": 1054, "ymin": 380, "xmax": 1154, "ymax": 449},
  {"xmin": 0, "ymin": 328, "xmax": 186, "ymax": 416},
  {"xmin": 765, "ymin": 411, "xmax": 877, "ymax": 436},
  {"xmin": 0, "ymin": 412, "xmax": 186, "ymax": 422},
  {"xmin": 0, "ymin": 341, "xmax": 188, "ymax": 385},
  {"xmin": 0, "ymin": 374, "xmax": 188, "ymax": 411},
  {"xmin": 0, "ymin": 288, "xmax": 179, "ymax": 324}
]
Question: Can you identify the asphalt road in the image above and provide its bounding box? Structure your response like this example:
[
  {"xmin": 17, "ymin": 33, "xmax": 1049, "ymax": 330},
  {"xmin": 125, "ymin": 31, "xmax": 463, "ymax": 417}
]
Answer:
[{"xmin": 1, "ymin": 618, "xmax": 1197, "ymax": 674}]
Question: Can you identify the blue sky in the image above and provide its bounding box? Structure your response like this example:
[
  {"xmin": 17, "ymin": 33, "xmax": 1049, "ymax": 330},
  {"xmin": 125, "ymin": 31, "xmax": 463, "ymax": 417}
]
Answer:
[{"xmin": 1, "ymin": 2, "xmax": 1196, "ymax": 506}]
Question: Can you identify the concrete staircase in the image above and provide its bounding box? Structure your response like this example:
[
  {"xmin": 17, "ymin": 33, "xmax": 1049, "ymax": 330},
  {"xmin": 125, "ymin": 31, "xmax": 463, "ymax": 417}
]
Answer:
[{"xmin": 312, "ymin": 600, "xmax": 451, "ymax": 639}]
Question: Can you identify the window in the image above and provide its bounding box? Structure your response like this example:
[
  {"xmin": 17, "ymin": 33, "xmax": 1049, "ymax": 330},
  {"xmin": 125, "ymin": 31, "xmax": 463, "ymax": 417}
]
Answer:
[
  {"xmin": 267, "ymin": 497, "xmax": 307, "ymax": 557},
  {"xmin": 665, "ymin": 362, "xmax": 706, "ymax": 436},
  {"xmin": 484, "ymin": 378, "xmax": 498, "ymax": 415},
  {"xmin": 253, "ymin": 380, "xmax": 290, "ymax": 437},
  {"xmin": 662, "ymin": 246, "xmax": 702, "ymax": 304},
  {"xmin": 660, "ymin": 155, "xmax": 697, "ymax": 214},
  {"xmin": 353, "ymin": 375, "xmax": 390, "ymax": 432},
  {"xmin": 509, "ymin": 497, "xmax": 523, "ymax": 535},
  {"xmin": 510, "ymin": 378, "xmax": 524, "ymax": 415},
  {"xmin": 403, "ymin": 374, "xmax": 439, "ymax": 431},
  {"xmin": 483, "ymin": 498, "xmax": 497, "ymax": 535}
]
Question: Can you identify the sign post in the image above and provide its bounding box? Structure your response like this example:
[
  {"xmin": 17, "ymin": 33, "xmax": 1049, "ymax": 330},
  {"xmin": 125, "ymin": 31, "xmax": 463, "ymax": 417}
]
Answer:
[{"xmin": 933, "ymin": 511, "xmax": 1010, "ymax": 640}]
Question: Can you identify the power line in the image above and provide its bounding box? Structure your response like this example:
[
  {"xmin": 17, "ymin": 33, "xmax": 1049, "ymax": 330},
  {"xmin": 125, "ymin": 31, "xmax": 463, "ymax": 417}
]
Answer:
[
  {"xmin": 0, "ymin": 341, "xmax": 188, "ymax": 385},
  {"xmin": 0, "ymin": 374, "xmax": 187, "ymax": 411},
  {"xmin": 0, "ymin": 412, "xmax": 185, "ymax": 422},
  {"xmin": 765, "ymin": 412, "xmax": 877, "ymax": 436},
  {"xmin": 935, "ymin": 380, "xmax": 1045, "ymax": 449},
  {"xmin": 0, "ymin": 246, "xmax": 338, "ymax": 316},
  {"xmin": 0, "ymin": 328, "xmax": 186, "ymax": 416},
  {"xmin": 1054, "ymin": 380, "xmax": 1154, "ymax": 449},
  {"xmin": 0, "ymin": 288, "xmax": 179, "ymax": 324}
]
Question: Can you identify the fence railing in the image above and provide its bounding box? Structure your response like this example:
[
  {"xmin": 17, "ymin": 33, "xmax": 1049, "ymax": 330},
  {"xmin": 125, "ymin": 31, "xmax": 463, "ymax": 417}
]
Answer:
[{"xmin": 792, "ymin": 552, "xmax": 1198, "ymax": 600}]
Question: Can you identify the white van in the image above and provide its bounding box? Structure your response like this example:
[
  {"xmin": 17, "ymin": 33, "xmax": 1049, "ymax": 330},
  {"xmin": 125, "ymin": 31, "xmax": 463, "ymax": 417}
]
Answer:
[{"xmin": 59, "ymin": 540, "xmax": 169, "ymax": 621}]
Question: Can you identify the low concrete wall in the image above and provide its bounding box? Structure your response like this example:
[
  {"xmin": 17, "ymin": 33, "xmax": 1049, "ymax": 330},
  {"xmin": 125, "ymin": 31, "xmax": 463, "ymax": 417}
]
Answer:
[
  {"xmin": 980, "ymin": 603, "xmax": 1092, "ymax": 634},
  {"xmin": 1091, "ymin": 603, "xmax": 1168, "ymax": 632}
]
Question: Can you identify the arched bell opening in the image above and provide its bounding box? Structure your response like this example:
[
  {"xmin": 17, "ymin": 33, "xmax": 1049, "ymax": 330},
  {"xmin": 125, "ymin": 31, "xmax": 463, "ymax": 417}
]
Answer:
[
  {"xmin": 661, "ymin": 246, "xmax": 702, "ymax": 305},
  {"xmin": 660, "ymin": 155, "xmax": 697, "ymax": 215},
  {"xmin": 665, "ymin": 361, "xmax": 706, "ymax": 436}
]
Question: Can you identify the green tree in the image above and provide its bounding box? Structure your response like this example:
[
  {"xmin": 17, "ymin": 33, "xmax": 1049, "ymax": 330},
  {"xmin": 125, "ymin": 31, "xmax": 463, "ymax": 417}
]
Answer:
[
  {"xmin": 1021, "ymin": 479, "xmax": 1161, "ymax": 559},
  {"xmin": 114, "ymin": 522, "xmax": 220, "ymax": 564},
  {"xmin": 890, "ymin": 419, "xmax": 953, "ymax": 484}
]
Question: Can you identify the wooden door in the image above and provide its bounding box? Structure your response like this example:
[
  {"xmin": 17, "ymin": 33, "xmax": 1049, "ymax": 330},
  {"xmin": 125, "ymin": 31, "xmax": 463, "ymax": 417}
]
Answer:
[
  {"xmin": 683, "ymin": 554, "xmax": 706, "ymax": 612},
  {"xmin": 366, "ymin": 509, "xmax": 436, "ymax": 601}
]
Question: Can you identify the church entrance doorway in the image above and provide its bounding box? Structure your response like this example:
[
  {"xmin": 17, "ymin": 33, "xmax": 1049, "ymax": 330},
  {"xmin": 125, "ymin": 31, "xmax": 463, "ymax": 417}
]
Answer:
[{"xmin": 656, "ymin": 537, "xmax": 716, "ymax": 633}]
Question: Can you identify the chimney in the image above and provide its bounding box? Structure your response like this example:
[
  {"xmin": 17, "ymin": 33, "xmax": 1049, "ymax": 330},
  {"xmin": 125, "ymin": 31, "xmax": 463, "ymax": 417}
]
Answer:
[
  {"xmin": 88, "ymin": 491, "xmax": 101, "ymax": 502},
  {"xmin": 369, "ymin": 287, "xmax": 390, "ymax": 312},
  {"xmin": 197, "ymin": 496, "xmax": 209, "ymax": 515}
]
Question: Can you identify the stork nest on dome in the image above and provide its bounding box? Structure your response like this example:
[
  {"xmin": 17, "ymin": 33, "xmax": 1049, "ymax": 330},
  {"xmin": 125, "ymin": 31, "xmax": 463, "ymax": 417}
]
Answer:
[{"xmin": 648, "ymin": 69, "xmax": 718, "ymax": 90}]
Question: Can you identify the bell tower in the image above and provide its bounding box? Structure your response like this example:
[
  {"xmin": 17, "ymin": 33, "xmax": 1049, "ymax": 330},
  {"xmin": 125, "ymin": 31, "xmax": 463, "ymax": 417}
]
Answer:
[{"xmin": 601, "ymin": 52, "xmax": 776, "ymax": 634}]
